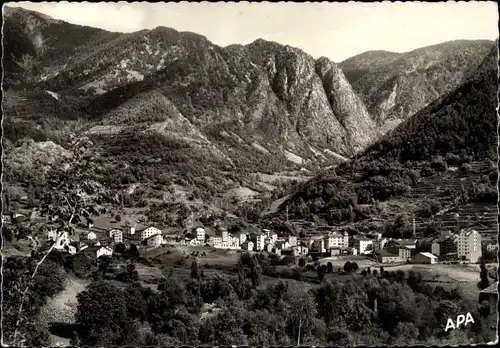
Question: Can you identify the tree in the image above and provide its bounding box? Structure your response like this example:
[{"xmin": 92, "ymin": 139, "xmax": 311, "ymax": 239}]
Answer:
[
  {"xmin": 285, "ymin": 286, "xmax": 317, "ymax": 345},
  {"xmin": 250, "ymin": 255, "xmax": 262, "ymax": 287},
  {"xmin": 115, "ymin": 214, "xmax": 122, "ymax": 222},
  {"xmin": 5, "ymin": 135, "xmax": 107, "ymax": 346},
  {"xmin": 191, "ymin": 258, "xmax": 199, "ymax": 280},
  {"xmin": 75, "ymin": 281, "xmax": 129, "ymax": 345},
  {"xmin": 298, "ymin": 258, "xmax": 306, "ymax": 267},
  {"xmin": 115, "ymin": 242, "xmax": 126, "ymax": 254},
  {"xmin": 327, "ymin": 262, "xmax": 334, "ymax": 273},
  {"xmin": 478, "ymin": 260, "xmax": 490, "ymax": 290}
]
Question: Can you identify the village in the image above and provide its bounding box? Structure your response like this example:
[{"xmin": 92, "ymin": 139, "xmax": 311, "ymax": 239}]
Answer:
[{"xmin": 3, "ymin": 207, "xmax": 494, "ymax": 267}]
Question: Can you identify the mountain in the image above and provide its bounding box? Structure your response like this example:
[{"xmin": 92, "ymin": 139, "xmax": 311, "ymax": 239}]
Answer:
[
  {"xmin": 272, "ymin": 43, "xmax": 498, "ymax": 231},
  {"xmin": 3, "ymin": 6, "xmax": 379, "ymax": 161},
  {"xmin": 339, "ymin": 40, "xmax": 495, "ymax": 132},
  {"xmin": 2, "ymin": 6, "xmax": 381, "ymax": 226},
  {"xmin": 339, "ymin": 50, "xmax": 402, "ymax": 84}
]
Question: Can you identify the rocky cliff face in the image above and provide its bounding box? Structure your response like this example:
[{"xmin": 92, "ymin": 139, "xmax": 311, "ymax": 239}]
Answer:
[
  {"xmin": 340, "ymin": 40, "xmax": 495, "ymax": 133},
  {"xmin": 3, "ymin": 7, "xmax": 380, "ymax": 162}
]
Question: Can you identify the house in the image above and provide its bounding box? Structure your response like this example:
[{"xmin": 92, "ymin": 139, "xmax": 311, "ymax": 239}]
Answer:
[
  {"xmin": 311, "ymin": 239, "xmax": 326, "ymax": 253},
  {"xmin": 221, "ymin": 230, "xmax": 230, "ymax": 242},
  {"xmin": 87, "ymin": 231, "xmax": 97, "ymax": 240},
  {"xmin": 265, "ymin": 243, "xmax": 274, "ymax": 253},
  {"xmin": 229, "ymin": 236, "xmax": 241, "ymax": 249},
  {"xmin": 377, "ymin": 250, "xmax": 401, "ymax": 263},
  {"xmin": 270, "ymin": 232, "xmax": 278, "ymax": 243},
  {"xmin": 387, "ymin": 246, "xmax": 411, "ymax": 261},
  {"xmin": 109, "ymin": 229, "xmax": 123, "ymax": 243},
  {"xmin": 196, "ymin": 227, "xmax": 205, "ymax": 241},
  {"xmin": 48, "ymin": 231, "xmax": 71, "ymax": 250},
  {"xmin": 146, "ymin": 234, "xmax": 163, "ymax": 247},
  {"xmin": 97, "ymin": 246, "xmax": 113, "ymax": 258},
  {"xmin": 330, "ymin": 248, "xmax": 341, "ymax": 256},
  {"xmin": 431, "ymin": 242, "xmax": 441, "ymax": 256},
  {"xmin": 64, "ymin": 244, "xmax": 77, "ymax": 255},
  {"xmin": 275, "ymin": 240, "xmax": 291, "ymax": 250},
  {"xmin": 438, "ymin": 235, "xmax": 457, "ymax": 256},
  {"xmin": 457, "ymin": 229, "xmax": 482, "ymax": 263},
  {"xmin": 82, "ymin": 246, "xmax": 113, "ymax": 259},
  {"xmin": 373, "ymin": 237, "xmax": 388, "ymax": 251},
  {"xmin": 251, "ymin": 233, "xmax": 266, "ymax": 251},
  {"xmin": 324, "ymin": 231, "xmax": 349, "ymax": 249},
  {"xmin": 241, "ymin": 240, "xmax": 254, "ymax": 251},
  {"xmin": 2, "ymin": 213, "xmax": 12, "ymax": 224},
  {"xmin": 352, "ymin": 238, "xmax": 373, "ymax": 255},
  {"xmin": 272, "ymin": 247, "xmax": 282, "ymax": 256},
  {"xmin": 412, "ymin": 252, "xmax": 438, "ymax": 264},
  {"xmin": 486, "ymin": 243, "xmax": 498, "ymax": 252},
  {"xmin": 479, "ymin": 282, "xmax": 498, "ymax": 315},
  {"xmin": 235, "ymin": 233, "xmax": 247, "ymax": 245},
  {"xmin": 139, "ymin": 226, "xmax": 162, "ymax": 241},
  {"xmin": 287, "ymin": 236, "xmax": 298, "ymax": 247}
]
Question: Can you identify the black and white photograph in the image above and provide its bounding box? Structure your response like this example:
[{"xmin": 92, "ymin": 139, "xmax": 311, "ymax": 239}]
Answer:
[{"xmin": 1, "ymin": 1, "xmax": 498, "ymax": 346}]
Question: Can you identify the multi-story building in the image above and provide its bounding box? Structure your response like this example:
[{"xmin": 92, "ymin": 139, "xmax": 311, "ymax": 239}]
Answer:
[
  {"xmin": 251, "ymin": 233, "xmax": 266, "ymax": 251},
  {"xmin": 109, "ymin": 229, "xmax": 123, "ymax": 243},
  {"xmin": 353, "ymin": 238, "xmax": 373, "ymax": 255},
  {"xmin": 235, "ymin": 233, "xmax": 247, "ymax": 245},
  {"xmin": 123, "ymin": 224, "xmax": 136, "ymax": 236},
  {"xmin": 196, "ymin": 227, "xmax": 205, "ymax": 241},
  {"xmin": 324, "ymin": 231, "xmax": 349, "ymax": 249},
  {"xmin": 457, "ymin": 229, "xmax": 482, "ymax": 263},
  {"xmin": 140, "ymin": 226, "xmax": 162, "ymax": 241},
  {"xmin": 146, "ymin": 234, "xmax": 163, "ymax": 247},
  {"xmin": 438, "ymin": 235, "xmax": 457, "ymax": 256},
  {"xmin": 431, "ymin": 242, "xmax": 440, "ymax": 256}
]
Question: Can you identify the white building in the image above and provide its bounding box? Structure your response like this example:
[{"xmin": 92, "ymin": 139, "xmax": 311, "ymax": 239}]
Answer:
[
  {"xmin": 140, "ymin": 226, "xmax": 162, "ymax": 241},
  {"xmin": 271, "ymin": 232, "xmax": 278, "ymax": 243},
  {"xmin": 196, "ymin": 227, "xmax": 205, "ymax": 241},
  {"xmin": 109, "ymin": 229, "xmax": 123, "ymax": 243},
  {"xmin": 324, "ymin": 231, "xmax": 349, "ymax": 249},
  {"xmin": 288, "ymin": 236, "xmax": 298, "ymax": 247},
  {"xmin": 87, "ymin": 231, "xmax": 97, "ymax": 240},
  {"xmin": 252, "ymin": 233, "xmax": 266, "ymax": 251},
  {"xmin": 221, "ymin": 230, "xmax": 230, "ymax": 243},
  {"xmin": 146, "ymin": 234, "xmax": 163, "ymax": 247},
  {"xmin": 229, "ymin": 236, "xmax": 240, "ymax": 249},
  {"xmin": 412, "ymin": 252, "xmax": 438, "ymax": 264},
  {"xmin": 96, "ymin": 246, "xmax": 113, "ymax": 258},
  {"xmin": 457, "ymin": 229, "xmax": 482, "ymax": 263},
  {"xmin": 48, "ymin": 230, "xmax": 70, "ymax": 250},
  {"xmin": 353, "ymin": 238, "xmax": 373, "ymax": 255},
  {"xmin": 235, "ymin": 233, "xmax": 247, "ymax": 245}
]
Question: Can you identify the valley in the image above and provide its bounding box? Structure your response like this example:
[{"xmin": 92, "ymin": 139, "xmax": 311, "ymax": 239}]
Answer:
[{"xmin": 1, "ymin": 4, "xmax": 498, "ymax": 348}]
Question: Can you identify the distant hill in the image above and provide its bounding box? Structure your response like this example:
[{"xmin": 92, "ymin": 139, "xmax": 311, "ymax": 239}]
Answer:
[
  {"xmin": 339, "ymin": 50, "xmax": 402, "ymax": 84},
  {"xmin": 340, "ymin": 40, "xmax": 495, "ymax": 132}
]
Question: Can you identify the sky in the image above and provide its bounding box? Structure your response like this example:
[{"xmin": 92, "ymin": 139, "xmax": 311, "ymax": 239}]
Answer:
[{"xmin": 6, "ymin": 1, "xmax": 499, "ymax": 62}]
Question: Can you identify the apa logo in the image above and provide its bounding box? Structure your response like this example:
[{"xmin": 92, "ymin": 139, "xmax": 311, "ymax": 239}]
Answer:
[{"xmin": 445, "ymin": 312, "xmax": 475, "ymax": 332}]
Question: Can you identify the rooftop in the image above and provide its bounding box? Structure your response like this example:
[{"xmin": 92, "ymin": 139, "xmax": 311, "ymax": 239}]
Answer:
[
  {"xmin": 416, "ymin": 252, "xmax": 438, "ymax": 259},
  {"xmin": 379, "ymin": 250, "xmax": 398, "ymax": 257}
]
